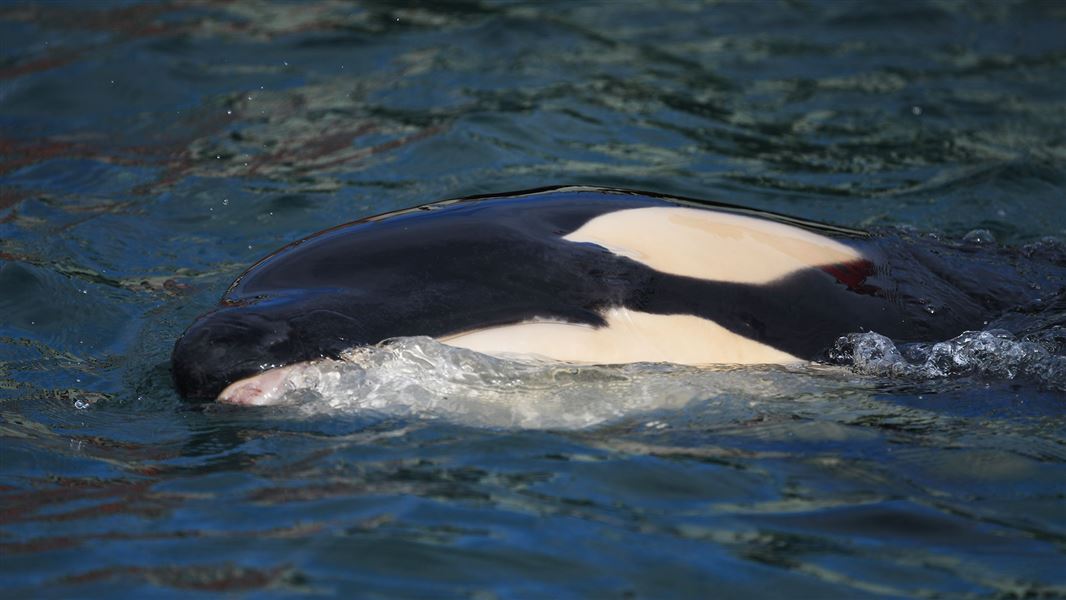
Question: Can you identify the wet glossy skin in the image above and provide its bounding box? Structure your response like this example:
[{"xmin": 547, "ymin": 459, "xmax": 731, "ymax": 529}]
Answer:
[{"xmin": 171, "ymin": 186, "xmax": 998, "ymax": 401}]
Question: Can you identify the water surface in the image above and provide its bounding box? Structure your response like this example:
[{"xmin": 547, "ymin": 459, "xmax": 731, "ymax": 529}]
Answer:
[{"xmin": 2, "ymin": 1, "xmax": 1065, "ymax": 597}]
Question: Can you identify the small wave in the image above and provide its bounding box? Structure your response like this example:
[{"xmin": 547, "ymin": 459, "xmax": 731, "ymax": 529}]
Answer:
[
  {"xmin": 829, "ymin": 329, "xmax": 1066, "ymax": 391},
  {"xmin": 227, "ymin": 327, "xmax": 1065, "ymax": 429},
  {"xmin": 254, "ymin": 337, "xmax": 844, "ymax": 429}
]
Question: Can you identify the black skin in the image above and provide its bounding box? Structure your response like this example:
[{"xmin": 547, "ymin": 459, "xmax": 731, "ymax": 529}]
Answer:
[{"xmin": 171, "ymin": 186, "xmax": 1048, "ymax": 401}]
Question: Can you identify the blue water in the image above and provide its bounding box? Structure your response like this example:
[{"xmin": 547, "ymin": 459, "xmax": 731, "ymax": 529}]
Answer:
[{"xmin": 2, "ymin": 1, "xmax": 1065, "ymax": 597}]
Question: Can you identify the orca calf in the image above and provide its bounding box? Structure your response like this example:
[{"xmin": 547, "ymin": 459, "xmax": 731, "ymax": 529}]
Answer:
[{"xmin": 171, "ymin": 186, "xmax": 1050, "ymax": 403}]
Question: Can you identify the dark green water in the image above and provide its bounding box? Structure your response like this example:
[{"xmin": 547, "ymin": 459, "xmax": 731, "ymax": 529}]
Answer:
[{"xmin": 2, "ymin": 1, "xmax": 1065, "ymax": 597}]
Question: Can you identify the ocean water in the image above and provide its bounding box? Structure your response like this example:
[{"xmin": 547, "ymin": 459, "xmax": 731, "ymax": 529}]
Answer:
[{"xmin": 2, "ymin": 1, "xmax": 1065, "ymax": 597}]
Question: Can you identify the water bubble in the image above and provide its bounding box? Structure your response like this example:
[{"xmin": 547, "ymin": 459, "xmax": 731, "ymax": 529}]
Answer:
[
  {"xmin": 911, "ymin": 105, "xmax": 922, "ymax": 115},
  {"xmin": 963, "ymin": 229, "xmax": 996, "ymax": 244},
  {"xmin": 222, "ymin": 198, "xmax": 229, "ymax": 206}
]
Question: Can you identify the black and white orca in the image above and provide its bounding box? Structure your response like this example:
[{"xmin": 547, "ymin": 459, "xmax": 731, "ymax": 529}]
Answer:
[{"xmin": 171, "ymin": 186, "xmax": 1029, "ymax": 403}]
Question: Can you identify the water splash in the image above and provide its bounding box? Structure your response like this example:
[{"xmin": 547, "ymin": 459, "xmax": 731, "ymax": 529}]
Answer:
[
  {"xmin": 252, "ymin": 337, "xmax": 845, "ymax": 429},
  {"xmin": 829, "ymin": 329, "xmax": 1066, "ymax": 391},
  {"xmin": 232, "ymin": 324, "xmax": 1066, "ymax": 429}
]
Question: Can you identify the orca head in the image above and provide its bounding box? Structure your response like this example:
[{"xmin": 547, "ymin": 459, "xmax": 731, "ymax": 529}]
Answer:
[
  {"xmin": 171, "ymin": 305, "xmax": 300, "ymax": 401},
  {"xmin": 172, "ymin": 290, "xmax": 371, "ymax": 401}
]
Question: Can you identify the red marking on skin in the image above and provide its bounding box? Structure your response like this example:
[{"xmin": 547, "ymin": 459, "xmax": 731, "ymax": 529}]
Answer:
[{"xmin": 821, "ymin": 259, "xmax": 880, "ymax": 294}]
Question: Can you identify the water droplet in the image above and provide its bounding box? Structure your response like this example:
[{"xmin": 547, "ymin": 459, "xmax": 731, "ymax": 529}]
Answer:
[
  {"xmin": 222, "ymin": 198, "xmax": 229, "ymax": 206},
  {"xmin": 227, "ymin": 109, "xmax": 233, "ymax": 115},
  {"xmin": 911, "ymin": 105, "xmax": 922, "ymax": 115},
  {"xmin": 283, "ymin": 61, "xmax": 289, "ymax": 67},
  {"xmin": 74, "ymin": 399, "xmax": 89, "ymax": 410},
  {"xmin": 963, "ymin": 229, "xmax": 995, "ymax": 244}
]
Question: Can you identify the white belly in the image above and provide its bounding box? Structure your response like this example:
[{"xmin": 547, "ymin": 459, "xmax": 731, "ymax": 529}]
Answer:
[{"xmin": 440, "ymin": 307, "xmax": 802, "ymax": 365}]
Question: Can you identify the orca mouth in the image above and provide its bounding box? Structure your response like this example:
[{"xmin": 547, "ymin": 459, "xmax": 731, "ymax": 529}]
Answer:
[{"xmin": 217, "ymin": 362, "xmax": 311, "ymax": 406}]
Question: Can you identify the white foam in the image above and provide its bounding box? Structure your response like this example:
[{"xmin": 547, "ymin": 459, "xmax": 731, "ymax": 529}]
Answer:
[
  {"xmin": 237, "ymin": 336, "xmax": 839, "ymax": 429},
  {"xmin": 830, "ymin": 329, "xmax": 1066, "ymax": 391},
  {"xmin": 219, "ymin": 329, "xmax": 1065, "ymax": 429}
]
